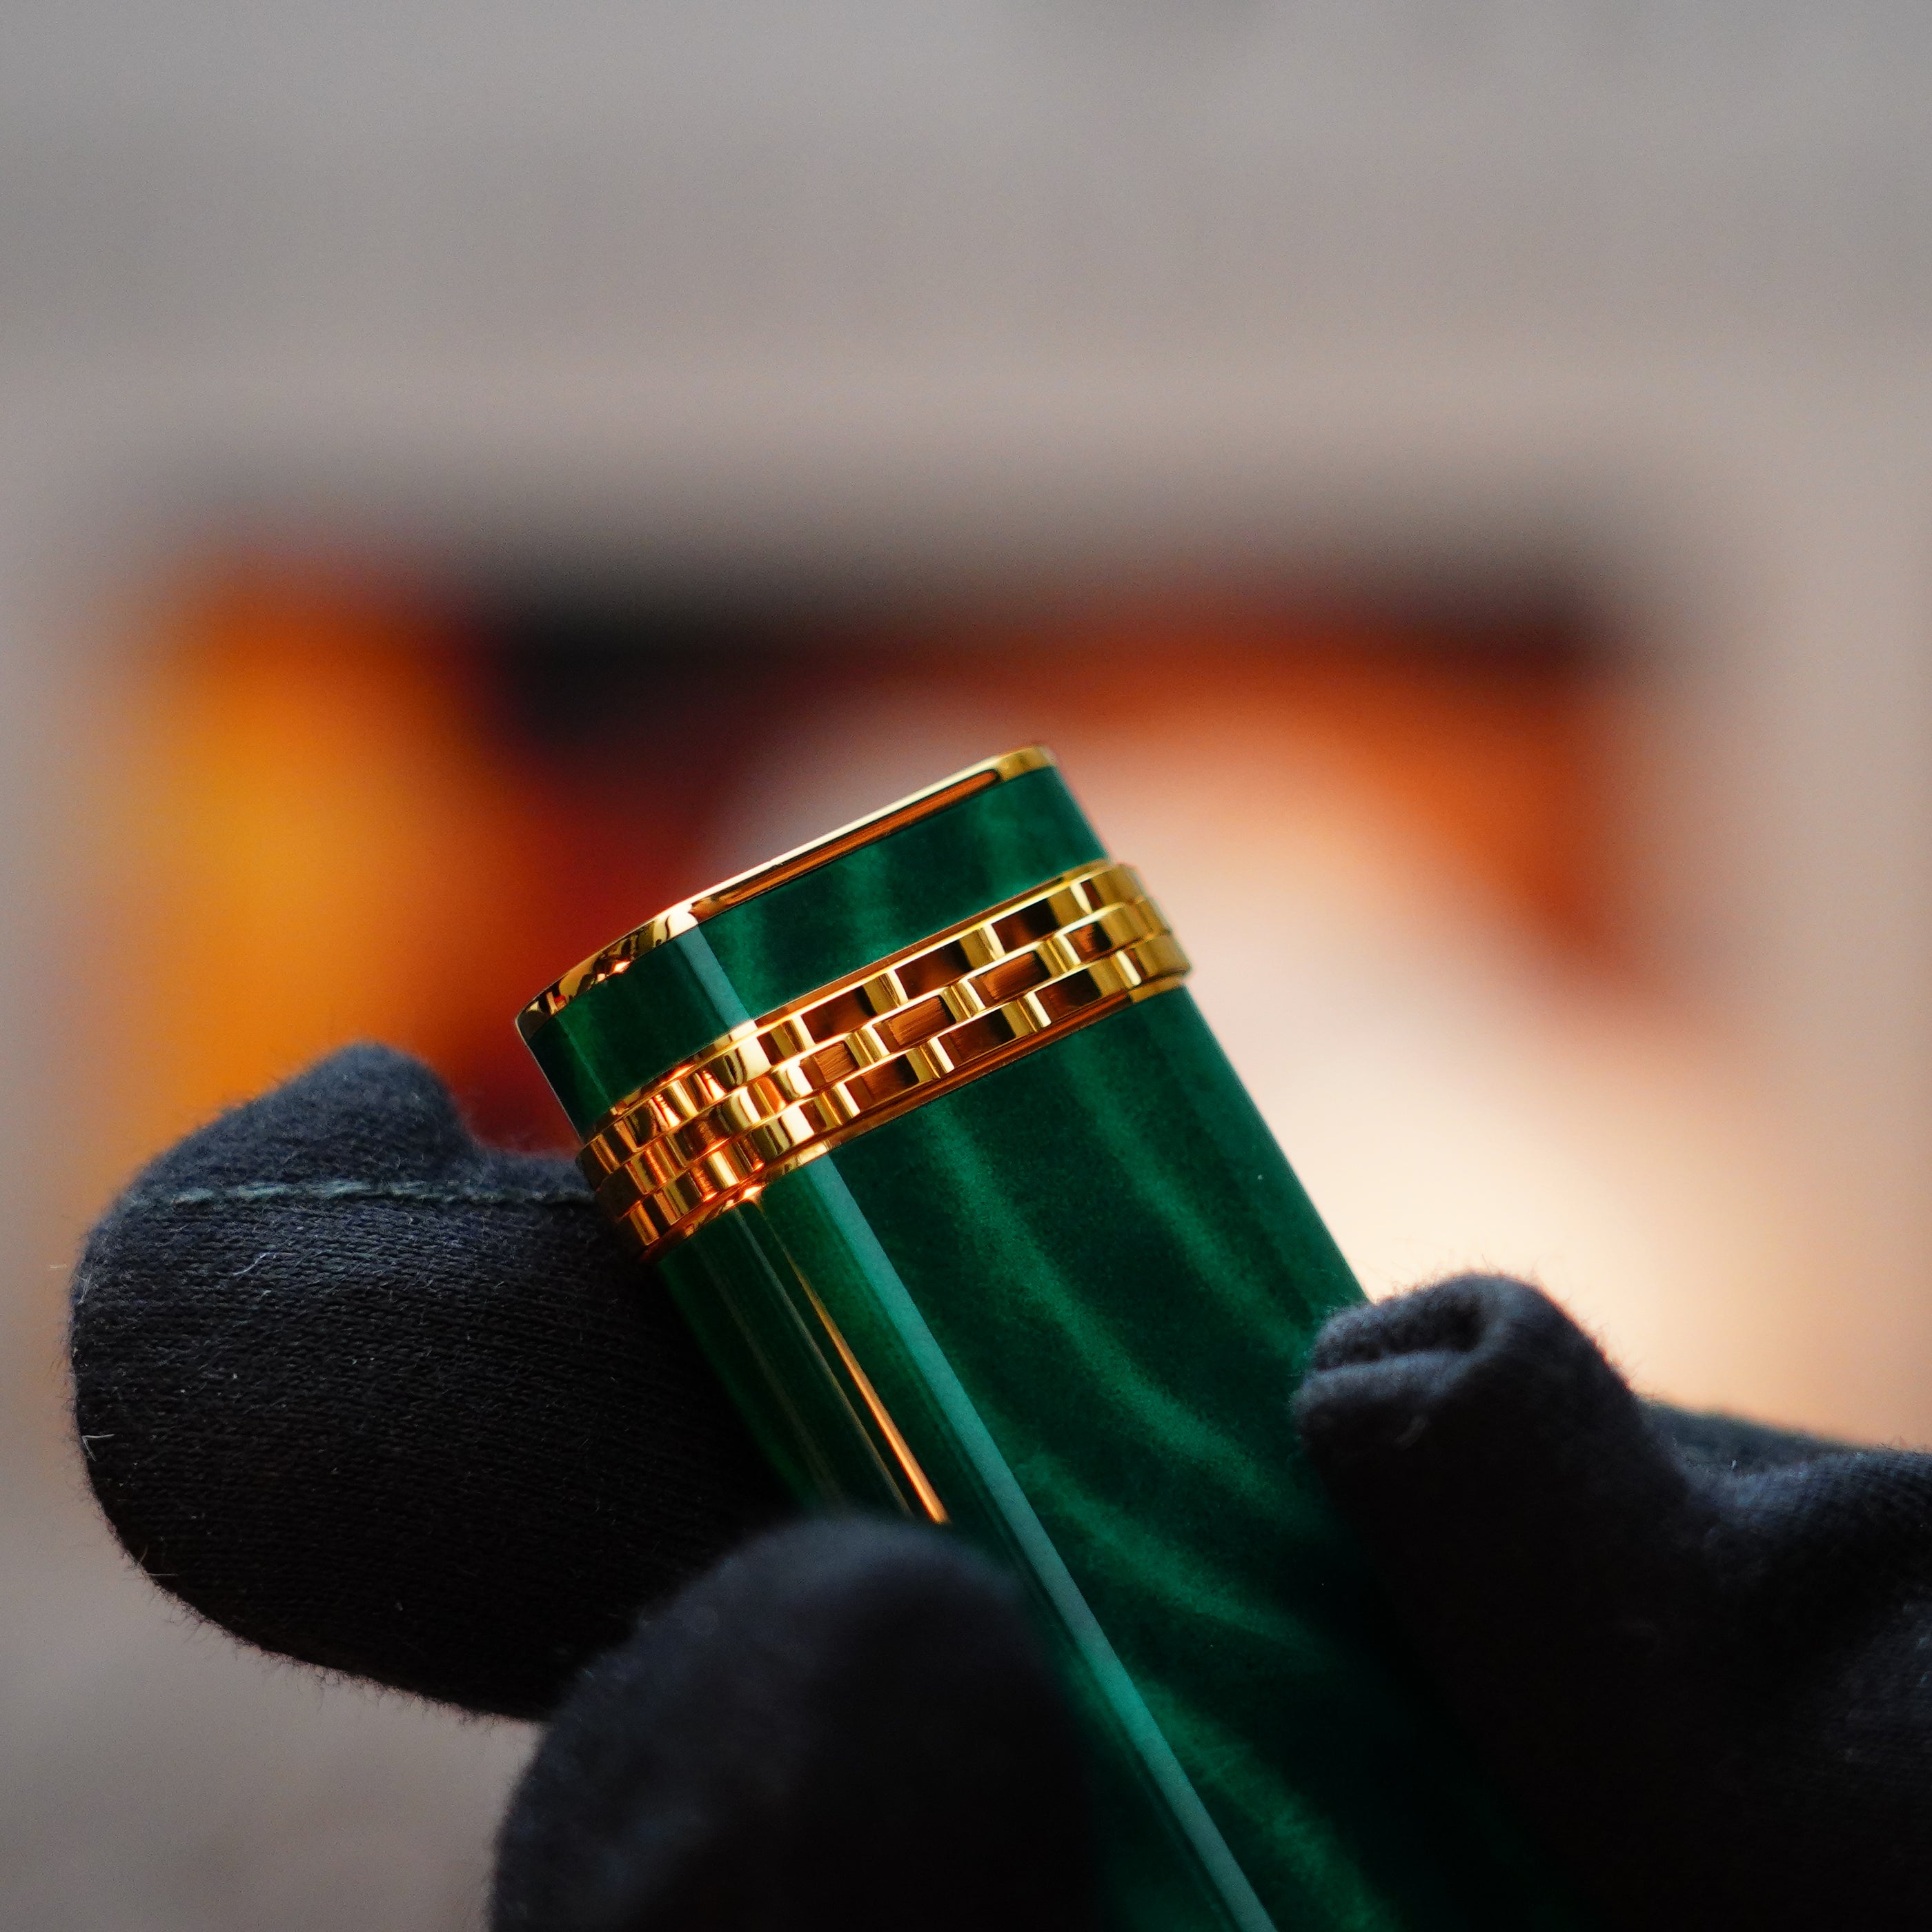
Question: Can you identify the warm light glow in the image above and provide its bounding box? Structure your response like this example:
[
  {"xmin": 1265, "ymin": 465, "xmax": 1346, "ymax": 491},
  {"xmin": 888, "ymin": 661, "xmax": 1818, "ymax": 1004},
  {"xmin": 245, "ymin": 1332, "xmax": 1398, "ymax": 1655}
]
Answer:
[{"xmin": 81, "ymin": 556, "xmax": 1822, "ymax": 1429}]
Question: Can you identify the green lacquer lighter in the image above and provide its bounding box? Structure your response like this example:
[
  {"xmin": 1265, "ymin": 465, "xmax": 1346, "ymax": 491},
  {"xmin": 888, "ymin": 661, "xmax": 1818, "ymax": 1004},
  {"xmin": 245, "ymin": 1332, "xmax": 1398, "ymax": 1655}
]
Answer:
[{"xmin": 518, "ymin": 747, "xmax": 1578, "ymax": 1931}]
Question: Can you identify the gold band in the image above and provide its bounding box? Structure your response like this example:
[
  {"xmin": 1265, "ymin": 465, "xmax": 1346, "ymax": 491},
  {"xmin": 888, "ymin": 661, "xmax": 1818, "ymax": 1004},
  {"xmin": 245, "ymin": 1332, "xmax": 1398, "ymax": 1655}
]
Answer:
[{"xmin": 579, "ymin": 860, "xmax": 1189, "ymax": 1259}]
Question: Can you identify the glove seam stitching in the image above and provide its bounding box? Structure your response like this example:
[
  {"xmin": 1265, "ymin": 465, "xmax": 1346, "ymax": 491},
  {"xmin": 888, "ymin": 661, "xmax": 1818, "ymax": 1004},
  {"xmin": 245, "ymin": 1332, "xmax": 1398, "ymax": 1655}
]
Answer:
[{"xmin": 121, "ymin": 1179, "xmax": 591, "ymax": 1210}]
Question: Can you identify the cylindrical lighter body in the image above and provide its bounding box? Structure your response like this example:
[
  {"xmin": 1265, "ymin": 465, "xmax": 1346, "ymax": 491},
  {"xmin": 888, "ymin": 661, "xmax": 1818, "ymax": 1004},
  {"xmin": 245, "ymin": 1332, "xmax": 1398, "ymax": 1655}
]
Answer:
[{"xmin": 521, "ymin": 751, "xmax": 1579, "ymax": 1932}]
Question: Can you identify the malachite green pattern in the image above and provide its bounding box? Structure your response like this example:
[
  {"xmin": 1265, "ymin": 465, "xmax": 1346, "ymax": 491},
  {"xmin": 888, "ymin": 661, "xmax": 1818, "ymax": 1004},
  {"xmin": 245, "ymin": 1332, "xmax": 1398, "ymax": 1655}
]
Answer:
[
  {"xmin": 658, "ymin": 998, "xmax": 1580, "ymax": 1932},
  {"xmin": 526, "ymin": 765, "xmax": 1104, "ymax": 1134},
  {"xmin": 528, "ymin": 756, "xmax": 1585, "ymax": 1931}
]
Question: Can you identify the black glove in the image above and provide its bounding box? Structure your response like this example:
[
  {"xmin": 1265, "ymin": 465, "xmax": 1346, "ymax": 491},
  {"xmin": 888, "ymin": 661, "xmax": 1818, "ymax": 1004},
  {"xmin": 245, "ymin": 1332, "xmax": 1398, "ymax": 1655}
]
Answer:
[
  {"xmin": 70, "ymin": 1046, "xmax": 1932, "ymax": 1930},
  {"xmin": 1295, "ymin": 1277, "xmax": 1932, "ymax": 1929},
  {"xmin": 71, "ymin": 1043, "xmax": 787, "ymax": 1719},
  {"xmin": 493, "ymin": 1517, "xmax": 1097, "ymax": 1932}
]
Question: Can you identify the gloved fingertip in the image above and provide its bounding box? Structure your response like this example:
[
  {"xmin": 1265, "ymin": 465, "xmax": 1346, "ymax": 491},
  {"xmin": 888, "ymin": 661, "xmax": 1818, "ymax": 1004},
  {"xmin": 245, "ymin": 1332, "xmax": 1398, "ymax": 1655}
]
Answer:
[
  {"xmin": 70, "ymin": 1043, "xmax": 790, "ymax": 1721},
  {"xmin": 1306, "ymin": 1274, "xmax": 1495, "ymax": 1372},
  {"xmin": 495, "ymin": 1518, "xmax": 1098, "ymax": 1932},
  {"xmin": 1296, "ymin": 1276, "xmax": 1647, "ymax": 1476},
  {"xmin": 107, "ymin": 1041, "xmax": 483, "ymax": 1202},
  {"xmin": 1293, "ymin": 1276, "xmax": 1693, "ymax": 1635}
]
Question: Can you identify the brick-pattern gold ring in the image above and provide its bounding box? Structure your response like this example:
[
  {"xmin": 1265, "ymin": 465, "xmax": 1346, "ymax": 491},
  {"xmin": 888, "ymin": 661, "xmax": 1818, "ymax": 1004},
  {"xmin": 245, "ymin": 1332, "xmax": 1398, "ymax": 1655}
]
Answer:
[{"xmin": 579, "ymin": 860, "xmax": 1188, "ymax": 1259}]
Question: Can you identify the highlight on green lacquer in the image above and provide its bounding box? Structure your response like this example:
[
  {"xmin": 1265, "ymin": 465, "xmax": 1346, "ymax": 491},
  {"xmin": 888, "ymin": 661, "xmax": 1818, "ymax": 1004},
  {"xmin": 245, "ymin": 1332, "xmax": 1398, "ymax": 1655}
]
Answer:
[{"xmin": 519, "ymin": 745, "xmax": 1581, "ymax": 1932}]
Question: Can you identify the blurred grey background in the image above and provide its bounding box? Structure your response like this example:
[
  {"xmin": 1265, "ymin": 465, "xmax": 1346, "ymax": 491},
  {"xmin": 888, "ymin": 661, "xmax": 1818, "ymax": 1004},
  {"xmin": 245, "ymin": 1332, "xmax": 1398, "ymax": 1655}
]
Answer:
[{"xmin": 8, "ymin": 6, "xmax": 1932, "ymax": 1926}]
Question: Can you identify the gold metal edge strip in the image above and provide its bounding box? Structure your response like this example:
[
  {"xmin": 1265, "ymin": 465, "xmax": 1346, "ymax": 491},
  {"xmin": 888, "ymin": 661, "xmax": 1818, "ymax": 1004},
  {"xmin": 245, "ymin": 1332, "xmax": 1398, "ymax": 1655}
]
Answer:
[
  {"xmin": 582, "ymin": 861, "xmax": 1189, "ymax": 1263},
  {"xmin": 580, "ymin": 856, "xmax": 1148, "ymax": 1167},
  {"xmin": 518, "ymin": 745, "xmax": 1054, "ymax": 1039},
  {"xmin": 609, "ymin": 974, "xmax": 1184, "ymax": 1266},
  {"xmin": 707, "ymin": 968, "xmax": 1181, "ymax": 1213},
  {"xmin": 794, "ymin": 1276, "xmax": 950, "ymax": 1525},
  {"xmin": 578, "ymin": 855, "xmax": 1138, "ymax": 1155}
]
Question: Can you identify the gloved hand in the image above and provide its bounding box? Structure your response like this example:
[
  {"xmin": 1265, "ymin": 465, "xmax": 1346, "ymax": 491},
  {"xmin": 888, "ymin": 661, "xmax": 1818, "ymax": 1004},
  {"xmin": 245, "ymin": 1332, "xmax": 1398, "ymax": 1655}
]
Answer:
[
  {"xmin": 70, "ymin": 1046, "xmax": 1932, "ymax": 1931},
  {"xmin": 1297, "ymin": 1278, "xmax": 1932, "ymax": 1929},
  {"xmin": 71, "ymin": 1045, "xmax": 1095, "ymax": 1932}
]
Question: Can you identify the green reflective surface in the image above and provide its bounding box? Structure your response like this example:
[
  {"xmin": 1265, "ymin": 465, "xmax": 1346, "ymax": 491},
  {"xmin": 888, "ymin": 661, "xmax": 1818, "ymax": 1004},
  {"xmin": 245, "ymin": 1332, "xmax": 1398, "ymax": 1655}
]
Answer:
[
  {"xmin": 531, "ymin": 756, "xmax": 1584, "ymax": 1929},
  {"xmin": 662, "ymin": 1152, "xmax": 1274, "ymax": 1932},
  {"xmin": 658, "ymin": 998, "xmax": 1580, "ymax": 1931}
]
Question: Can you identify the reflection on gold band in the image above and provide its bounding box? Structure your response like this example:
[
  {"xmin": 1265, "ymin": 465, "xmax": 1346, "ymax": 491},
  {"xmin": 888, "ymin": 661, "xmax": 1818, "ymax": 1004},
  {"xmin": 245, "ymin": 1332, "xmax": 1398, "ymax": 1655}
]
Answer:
[
  {"xmin": 519, "ymin": 746, "xmax": 1056, "ymax": 1037},
  {"xmin": 578, "ymin": 860, "xmax": 1189, "ymax": 1261}
]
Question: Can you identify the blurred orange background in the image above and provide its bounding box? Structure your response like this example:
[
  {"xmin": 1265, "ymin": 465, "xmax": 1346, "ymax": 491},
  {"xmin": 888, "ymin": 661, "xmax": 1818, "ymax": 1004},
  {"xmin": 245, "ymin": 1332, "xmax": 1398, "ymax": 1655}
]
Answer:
[
  {"xmin": 93, "ymin": 553, "xmax": 1616, "ymax": 1163},
  {"xmin": 83, "ymin": 545, "xmax": 1820, "ymax": 1454}
]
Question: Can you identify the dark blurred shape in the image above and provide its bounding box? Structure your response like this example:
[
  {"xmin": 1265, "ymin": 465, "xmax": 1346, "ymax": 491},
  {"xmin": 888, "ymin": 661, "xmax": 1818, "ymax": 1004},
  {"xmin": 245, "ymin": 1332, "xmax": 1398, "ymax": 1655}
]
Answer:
[{"xmin": 477, "ymin": 588, "xmax": 796, "ymax": 759}]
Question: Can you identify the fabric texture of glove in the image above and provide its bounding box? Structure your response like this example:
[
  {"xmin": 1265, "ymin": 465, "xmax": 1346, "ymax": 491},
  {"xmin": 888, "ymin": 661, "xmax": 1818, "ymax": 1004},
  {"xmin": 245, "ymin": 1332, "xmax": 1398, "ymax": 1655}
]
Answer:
[
  {"xmin": 494, "ymin": 1517, "xmax": 1097, "ymax": 1932},
  {"xmin": 1296, "ymin": 1275, "xmax": 1932, "ymax": 1931},
  {"xmin": 68, "ymin": 1045, "xmax": 1932, "ymax": 1929},
  {"xmin": 70, "ymin": 1044, "xmax": 791, "ymax": 1719}
]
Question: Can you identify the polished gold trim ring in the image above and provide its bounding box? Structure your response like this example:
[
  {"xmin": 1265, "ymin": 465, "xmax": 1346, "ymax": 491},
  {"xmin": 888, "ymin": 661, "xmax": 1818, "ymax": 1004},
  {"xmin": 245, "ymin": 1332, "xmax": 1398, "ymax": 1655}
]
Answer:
[{"xmin": 580, "ymin": 860, "xmax": 1188, "ymax": 1259}]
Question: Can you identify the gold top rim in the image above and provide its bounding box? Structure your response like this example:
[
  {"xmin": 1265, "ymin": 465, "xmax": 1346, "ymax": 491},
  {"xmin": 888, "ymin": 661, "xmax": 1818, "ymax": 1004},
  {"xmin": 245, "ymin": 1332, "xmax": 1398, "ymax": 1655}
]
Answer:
[{"xmin": 518, "ymin": 745, "xmax": 1055, "ymax": 1040}]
